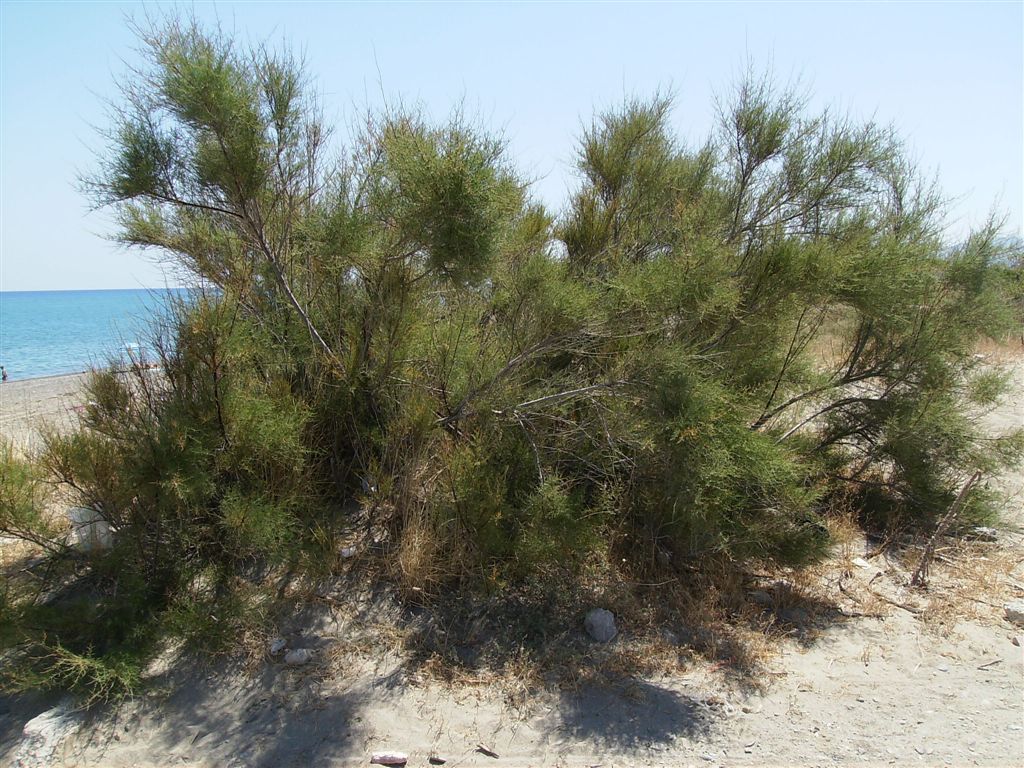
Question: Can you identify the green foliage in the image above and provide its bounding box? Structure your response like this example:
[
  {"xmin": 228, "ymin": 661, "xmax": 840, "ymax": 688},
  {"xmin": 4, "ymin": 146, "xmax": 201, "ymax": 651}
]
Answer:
[
  {"xmin": 44, "ymin": 296, "xmax": 316, "ymax": 576},
  {"xmin": 0, "ymin": 441, "xmax": 60, "ymax": 548},
  {"xmin": 0, "ymin": 554, "xmax": 157, "ymax": 704},
  {"xmin": 13, "ymin": 643, "xmax": 144, "ymax": 707},
  {"xmin": 160, "ymin": 569, "xmax": 271, "ymax": 652},
  {"xmin": 992, "ymin": 239, "xmax": 1024, "ymax": 342},
  {"xmin": 516, "ymin": 475, "xmax": 600, "ymax": 571},
  {"xmin": 367, "ymin": 115, "xmax": 522, "ymax": 284}
]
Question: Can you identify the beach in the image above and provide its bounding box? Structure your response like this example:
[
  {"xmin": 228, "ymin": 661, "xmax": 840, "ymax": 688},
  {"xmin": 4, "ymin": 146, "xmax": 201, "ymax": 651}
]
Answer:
[{"xmin": 0, "ymin": 372, "xmax": 89, "ymax": 452}]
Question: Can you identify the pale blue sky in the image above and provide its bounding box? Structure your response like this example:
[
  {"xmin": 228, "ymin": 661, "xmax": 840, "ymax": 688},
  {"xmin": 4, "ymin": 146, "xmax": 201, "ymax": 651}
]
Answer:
[{"xmin": 1, "ymin": 1, "xmax": 1021, "ymax": 291}]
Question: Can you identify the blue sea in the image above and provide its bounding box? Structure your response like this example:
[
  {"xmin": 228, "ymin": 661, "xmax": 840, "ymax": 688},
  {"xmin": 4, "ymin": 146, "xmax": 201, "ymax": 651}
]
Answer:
[{"xmin": 0, "ymin": 288, "xmax": 188, "ymax": 381}]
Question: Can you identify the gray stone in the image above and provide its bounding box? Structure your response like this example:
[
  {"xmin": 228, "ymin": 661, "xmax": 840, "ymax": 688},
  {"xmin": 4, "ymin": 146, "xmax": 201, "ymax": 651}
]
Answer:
[
  {"xmin": 584, "ymin": 608, "xmax": 618, "ymax": 643},
  {"xmin": 779, "ymin": 607, "xmax": 809, "ymax": 625},
  {"xmin": 284, "ymin": 648, "xmax": 313, "ymax": 666},
  {"xmin": 12, "ymin": 702, "xmax": 81, "ymax": 768},
  {"xmin": 971, "ymin": 526, "xmax": 998, "ymax": 542},
  {"xmin": 660, "ymin": 628, "xmax": 681, "ymax": 646},
  {"xmin": 268, "ymin": 637, "xmax": 287, "ymax": 655},
  {"xmin": 1004, "ymin": 601, "xmax": 1024, "ymax": 627},
  {"xmin": 748, "ymin": 590, "xmax": 774, "ymax": 607}
]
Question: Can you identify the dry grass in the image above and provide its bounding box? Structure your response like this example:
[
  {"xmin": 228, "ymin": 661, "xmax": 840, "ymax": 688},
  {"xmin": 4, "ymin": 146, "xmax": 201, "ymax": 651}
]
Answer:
[
  {"xmin": 975, "ymin": 335, "xmax": 1024, "ymax": 363},
  {"xmin": 377, "ymin": 545, "xmax": 845, "ymax": 701},
  {"xmin": 917, "ymin": 538, "xmax": 1023, "ymax": 626},
  {"xmin": 392, "ymin": 507, "xmax": 446, "ymax": 599},
  {"xmin": 806, "ymin": 517, "xmax": 1023, "ymax": 633},
  {"xmin": 0, "ymin": 536, "xmax": 42, "ymax": 572},
  {"xmin": 325, "ymin": 483, "xmax": 1018, "ymax": 697}
]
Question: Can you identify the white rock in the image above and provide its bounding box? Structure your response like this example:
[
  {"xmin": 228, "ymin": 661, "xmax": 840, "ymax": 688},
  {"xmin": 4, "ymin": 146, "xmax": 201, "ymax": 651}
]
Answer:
[
  {"xmin": 284, "ymin": 648, "xmax": 313, "ymax": 666},
  {"xmin": 851, "ymin": 557, "xmax": 874, "ymax": 569},
  {"xmin": 370, "ymin": 752, "xmax": 408, "ymax": 765},
  {"xmin": 340, "ymin": 546, "xmax": 357, "ymax": 559},
  {"xmin": 1004, "ymin": 601, "xmax": 1024, "ymax": 627},
  {"xmin": 268, "ymin": 637, "xmax": 287, "ymax": 655},
  {"xmin": 584, "ymin": 608, "xmax": 617, "ymax": 643}
]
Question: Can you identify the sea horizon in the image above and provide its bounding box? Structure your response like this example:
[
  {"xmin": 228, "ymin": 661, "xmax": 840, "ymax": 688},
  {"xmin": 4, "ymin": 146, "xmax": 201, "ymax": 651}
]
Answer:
[
  {"xmin": 0, "ymin": 287, "xmax": 189, "ymax": 381},
  {"xmin": 0, "ymin": 288, "xmax": 187, "ymax": 298}
]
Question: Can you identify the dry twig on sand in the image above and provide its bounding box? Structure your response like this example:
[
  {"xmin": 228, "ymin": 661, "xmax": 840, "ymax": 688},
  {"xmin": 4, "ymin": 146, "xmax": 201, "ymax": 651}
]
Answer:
[{"xmin": 910, "ymin": 470, "xmax": 983, "ymax": 589}]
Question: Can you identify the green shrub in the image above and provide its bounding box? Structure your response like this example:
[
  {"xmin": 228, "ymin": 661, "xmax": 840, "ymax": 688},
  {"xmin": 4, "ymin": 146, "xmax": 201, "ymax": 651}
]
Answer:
[
  {"xmin": 83, "ymin": 20, "xmax": 1021, "ymax": 573},
  {"xmin": 5, "ymin": 19, "xmax": 1018, "ymax": 695},
  {"xmin": 13, "ymin": 643, "xmax": 143, "ymax": 707},
  {"xmin": 0, "ymin": 440, "xmax": 61, "ymax": 551}
]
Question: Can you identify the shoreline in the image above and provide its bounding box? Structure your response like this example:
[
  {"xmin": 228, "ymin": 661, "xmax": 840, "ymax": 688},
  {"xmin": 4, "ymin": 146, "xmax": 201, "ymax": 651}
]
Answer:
[
  {"xmin": 1, "ymin": 360, "xmax": 162, "ymax": 387},
  {"xmin": 1, "ymin": 369, "xmax": 91, "ymax": 385}
]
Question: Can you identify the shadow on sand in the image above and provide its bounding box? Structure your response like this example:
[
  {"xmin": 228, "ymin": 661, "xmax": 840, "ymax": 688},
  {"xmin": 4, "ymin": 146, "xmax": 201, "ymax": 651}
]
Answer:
[{"xmin": 547, "ymin": 678, "xmax": 715, "ymax": 749}]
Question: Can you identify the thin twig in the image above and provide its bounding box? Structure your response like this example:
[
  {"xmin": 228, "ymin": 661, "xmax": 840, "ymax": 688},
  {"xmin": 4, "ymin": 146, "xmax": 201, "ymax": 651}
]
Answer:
[
  {"xmin": 506, "ymin": 380, "xmax": 631, "ymax": 413},
  {"xmin": 910, "ymin": 470, "xmax": 982, "ymax": 589},
  {"xmin": 866, "ymin": 587, "xmax": 923, "ymax": 615}
]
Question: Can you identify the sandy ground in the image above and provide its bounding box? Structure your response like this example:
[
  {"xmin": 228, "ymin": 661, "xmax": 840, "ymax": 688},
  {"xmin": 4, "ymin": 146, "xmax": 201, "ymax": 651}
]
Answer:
[
  {"xmin": 0, "ymin": 373, "xmax": 90, "ymax": 453},
  {"xmin": 1, "ymin": 369, "xmax": 1023, "ymax": 768}
]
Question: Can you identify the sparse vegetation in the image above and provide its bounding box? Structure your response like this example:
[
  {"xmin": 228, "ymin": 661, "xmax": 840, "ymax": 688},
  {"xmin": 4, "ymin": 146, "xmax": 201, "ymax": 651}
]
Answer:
[{"xmin": 1, "ymin": 16, "xmax": 1021, "ymax": 703}]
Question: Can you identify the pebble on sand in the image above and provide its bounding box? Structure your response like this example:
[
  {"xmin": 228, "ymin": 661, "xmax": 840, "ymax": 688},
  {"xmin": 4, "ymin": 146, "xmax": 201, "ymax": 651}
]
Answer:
[
  {"xmin": 370, "ymin": 751, "xmax": 408, "ymax": 765},
  {"xmin": 1004, "ymin": 600, "xmax": 1024, "ymax": 627},
  {"xmin": 284, "ymin": 648, "xmax": 313, "ymax": 666}
]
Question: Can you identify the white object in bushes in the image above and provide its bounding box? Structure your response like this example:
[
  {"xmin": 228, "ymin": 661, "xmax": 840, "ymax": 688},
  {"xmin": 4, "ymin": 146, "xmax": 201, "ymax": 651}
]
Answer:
[{"xmin": 67, "ymin": 507, "xmax": 113, "ymax": 552}]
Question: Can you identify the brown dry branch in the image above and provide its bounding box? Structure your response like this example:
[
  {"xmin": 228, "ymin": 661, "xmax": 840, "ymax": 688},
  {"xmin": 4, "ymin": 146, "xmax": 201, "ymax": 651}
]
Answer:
[{"xmin": 910, "ymin": 470, "xmax": 983, "ymax": 589}]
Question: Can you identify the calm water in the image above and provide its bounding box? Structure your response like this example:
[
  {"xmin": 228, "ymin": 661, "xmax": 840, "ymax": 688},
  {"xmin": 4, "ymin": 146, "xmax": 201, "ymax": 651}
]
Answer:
[{"xmin": 0, "ymin": 289, "xmax": 187, "ymax": 381}]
